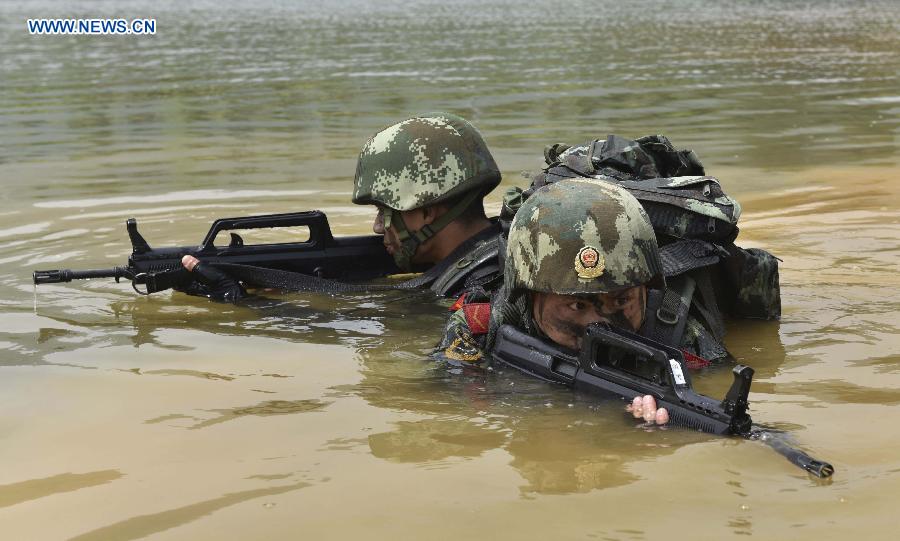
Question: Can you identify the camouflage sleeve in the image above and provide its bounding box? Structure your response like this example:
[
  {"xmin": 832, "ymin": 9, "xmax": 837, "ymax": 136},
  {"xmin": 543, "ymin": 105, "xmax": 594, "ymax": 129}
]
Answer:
[
  {"xmin": 432, "ymin": 308, "xmax": 488, "ymax": 368},
  {"xmin": 680, "ymin": 315, "xmax": 730, "ymax": 363},
  {"xmin": 725, "ymin": 246, "xmax": 781, "ymax": 320}
]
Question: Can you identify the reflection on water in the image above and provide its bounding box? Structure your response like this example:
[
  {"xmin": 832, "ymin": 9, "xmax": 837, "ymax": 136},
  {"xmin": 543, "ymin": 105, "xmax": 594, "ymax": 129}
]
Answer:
[
  {"xmin": 67, "ymin": 482, "xmax": 311, "ymax": 541},
  {"xmin": 1, "ymin": 0, "xmax": 899, "ymax": 539},
  {"xmin": 368, "ymin": 418, "xmax": 507, "ymax": 463},
  {"xmin": 356, "ymin": 338, "xmax": 717, "ymax": 495},
  {"xmin": 185, "ymin": 399, "xmax": 331, "ymax": 430},
  {"xmin": 0, "ymin": 470, "xmax": 123, "ymax": 509}
]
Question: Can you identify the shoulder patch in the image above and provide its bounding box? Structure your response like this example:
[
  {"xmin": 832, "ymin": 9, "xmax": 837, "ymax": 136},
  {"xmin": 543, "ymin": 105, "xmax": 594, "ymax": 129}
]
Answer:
[{"xmin": 462, "ymin": 303, "xmax": 491, "ymax": 335}]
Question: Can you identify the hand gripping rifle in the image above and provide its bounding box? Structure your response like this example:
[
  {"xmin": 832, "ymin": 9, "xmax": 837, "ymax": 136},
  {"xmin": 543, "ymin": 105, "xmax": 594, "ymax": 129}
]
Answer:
[
  {"xmin": 33, "ymin": 211, "xmax": 399, "ymax": 295},
  {"xmin": 491, "ymin": 322, "xmax": 834, "ymax": 478}
]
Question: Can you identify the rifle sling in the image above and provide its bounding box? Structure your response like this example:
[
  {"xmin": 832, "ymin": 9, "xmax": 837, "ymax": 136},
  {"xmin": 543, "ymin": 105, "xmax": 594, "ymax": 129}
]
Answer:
[{"xmin": 143, "ymin": 268, "xmax": 193, "ymax": 294}]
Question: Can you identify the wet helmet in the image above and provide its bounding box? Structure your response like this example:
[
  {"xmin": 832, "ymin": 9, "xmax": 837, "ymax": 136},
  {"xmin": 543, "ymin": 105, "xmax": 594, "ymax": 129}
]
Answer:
[
  {"xmin": 352, "ymin": 112, "xmax": 501, "ymax": 270},
  {"xmin": 505, "ymin": 178, "xmax": 664, "ymax": 294},
  {"xmin": 353, "ymin": 112, "xmax": 501, "ymax": 210}
]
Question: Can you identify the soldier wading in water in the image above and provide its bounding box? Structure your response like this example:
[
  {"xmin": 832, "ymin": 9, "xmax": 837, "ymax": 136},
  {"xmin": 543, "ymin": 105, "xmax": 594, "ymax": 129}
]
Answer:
[
  {"xmin": 181, "ymin": 112, "xmax": 504, "ymax": 300},
  {"xmin": 437, "ymin": 179, "xmax": 721, "ymax": 425},
  {"xmin": 437, "ymin": 133, "xmax": 783, "ymax": 420}
]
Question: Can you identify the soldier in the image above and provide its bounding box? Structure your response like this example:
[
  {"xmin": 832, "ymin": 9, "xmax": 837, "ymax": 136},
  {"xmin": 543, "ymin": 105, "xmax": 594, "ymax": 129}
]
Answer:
[
  {"xmin": 350, "ymin": 112, "xmax": 504, "ymax": 295},
  {"xmin": 436, "ymin": 178, "xmax": 730, "ymax": 425},
  {"xmin": 529, "ymin": 134, "xmax": 781, "ymax": 364},
  {"xmin": 180, "ymin": 112, "xmax": 504, "ymax": 300}
]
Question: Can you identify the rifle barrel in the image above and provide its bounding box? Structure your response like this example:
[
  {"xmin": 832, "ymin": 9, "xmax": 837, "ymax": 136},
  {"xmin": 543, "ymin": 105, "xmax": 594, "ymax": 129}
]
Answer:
[
  {"xmin": 758, "ymin": 430, "xmax": 835, "ymax": 478},
  {"xmin": 33, "ymin": 267, "xmax": 128, "ymax": 284}
]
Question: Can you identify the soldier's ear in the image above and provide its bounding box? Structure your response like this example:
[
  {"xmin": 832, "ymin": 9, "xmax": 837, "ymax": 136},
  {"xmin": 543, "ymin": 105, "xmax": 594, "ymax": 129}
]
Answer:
[{"xmin": 421, "ymin": 204, "xmax": 441, "ymax": 225}]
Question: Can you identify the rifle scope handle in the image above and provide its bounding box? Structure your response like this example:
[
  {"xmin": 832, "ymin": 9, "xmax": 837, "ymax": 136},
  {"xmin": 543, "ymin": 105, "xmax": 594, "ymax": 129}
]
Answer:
[{"xmin": 199, "ymin": 211, "xmax": 335, "ymax": 251}]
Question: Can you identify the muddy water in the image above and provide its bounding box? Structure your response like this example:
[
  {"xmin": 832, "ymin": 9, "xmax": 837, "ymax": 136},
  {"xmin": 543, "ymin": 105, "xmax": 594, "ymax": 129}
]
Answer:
[{"xmin": 1, "ymin": 1, "xmax": 899, "ymax": 539}]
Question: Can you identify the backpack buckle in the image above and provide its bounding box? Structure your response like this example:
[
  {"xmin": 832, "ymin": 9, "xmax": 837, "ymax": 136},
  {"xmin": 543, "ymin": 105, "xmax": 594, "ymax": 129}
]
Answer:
[{"xmin": 656, "ymin": 307, "xmax": 679, "ymax": 325}]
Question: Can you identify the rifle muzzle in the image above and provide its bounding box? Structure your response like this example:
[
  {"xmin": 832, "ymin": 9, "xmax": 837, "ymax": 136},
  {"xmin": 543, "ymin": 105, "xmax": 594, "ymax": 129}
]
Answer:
[
  {"xmin": 33, "ymin": 268, "xmax": 128, "ymax": 284},
  {"xmin": 33, "ymin": 269, "xmax": 73, "ymax": 284}
]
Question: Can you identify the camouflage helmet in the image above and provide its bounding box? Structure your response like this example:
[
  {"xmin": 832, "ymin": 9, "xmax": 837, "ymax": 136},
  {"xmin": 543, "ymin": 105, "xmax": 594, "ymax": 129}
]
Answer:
[
  {"xmin": 352, "ymin": 112, "xmax": 501, "ymax": 211},
  {"xmin": 505, "ymin": 178, "xmax": 664, "ymax": 295}
]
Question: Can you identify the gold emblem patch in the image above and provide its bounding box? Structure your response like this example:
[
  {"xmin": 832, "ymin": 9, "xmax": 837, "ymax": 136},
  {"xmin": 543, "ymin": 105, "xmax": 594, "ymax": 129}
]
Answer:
[{"xmin": 574, "ymin": 246, "xmax": 605, "ymax": 280}]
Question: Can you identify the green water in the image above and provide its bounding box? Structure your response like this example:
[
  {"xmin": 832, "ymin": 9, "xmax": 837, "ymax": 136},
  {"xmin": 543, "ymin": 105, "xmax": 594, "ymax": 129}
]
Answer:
[{"xmin": 1, "ymin": 1, "xmax": 899, "ymax": 539}]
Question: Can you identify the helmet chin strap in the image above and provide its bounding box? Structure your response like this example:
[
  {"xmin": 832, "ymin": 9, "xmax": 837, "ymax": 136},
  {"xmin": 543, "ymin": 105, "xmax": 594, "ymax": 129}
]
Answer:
[{"xmin": 384, "ymin": 189, "xmax": 482, "ymax": 272}]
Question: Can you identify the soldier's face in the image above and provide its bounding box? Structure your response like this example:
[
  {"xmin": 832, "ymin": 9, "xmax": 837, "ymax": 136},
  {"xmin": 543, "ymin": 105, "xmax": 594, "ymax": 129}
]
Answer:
[
  {"xmin": 531, "ymin": 286, "xmax": 648, "ymax": 350},
  {"xmin": 372, "ymin": 206, "xmax": 428, "ymax": 259}
]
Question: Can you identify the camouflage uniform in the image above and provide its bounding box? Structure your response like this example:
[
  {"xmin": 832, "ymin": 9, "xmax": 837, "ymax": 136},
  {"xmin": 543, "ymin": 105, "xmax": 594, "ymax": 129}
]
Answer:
[
  {"xmin": 435, "ymin": 179, "xmax": 744, "ymax": 367},
  {"xmin": 353, "ymin": 112, "xmax": 502, "ymax": 286}
]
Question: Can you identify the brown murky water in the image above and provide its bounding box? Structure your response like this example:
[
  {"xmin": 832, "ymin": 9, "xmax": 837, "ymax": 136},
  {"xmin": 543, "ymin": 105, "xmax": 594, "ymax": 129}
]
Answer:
[{"xmin": 1, "ymin": 1, "xmax": 899, "ymax": 539}]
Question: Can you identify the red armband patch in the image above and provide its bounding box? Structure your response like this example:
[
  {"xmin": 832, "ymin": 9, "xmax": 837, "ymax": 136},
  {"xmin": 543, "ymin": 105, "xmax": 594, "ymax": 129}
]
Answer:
[
  {"xmin": 462, "ymin": 303, "xmax": 491, "ymax": 335},
  {"xmin": 450, "ymin": 293, "xmax": 466, "ymax": 312},
  {"xmin": 681, "ymin": 349, "xmax": 711, "ymax": 370}
]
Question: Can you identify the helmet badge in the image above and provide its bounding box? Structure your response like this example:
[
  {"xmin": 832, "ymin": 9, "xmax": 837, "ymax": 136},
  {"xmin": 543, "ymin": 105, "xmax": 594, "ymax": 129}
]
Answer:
[{"xmin": 575, "ymin": 246, "xmax": 605, "ymax": 280}]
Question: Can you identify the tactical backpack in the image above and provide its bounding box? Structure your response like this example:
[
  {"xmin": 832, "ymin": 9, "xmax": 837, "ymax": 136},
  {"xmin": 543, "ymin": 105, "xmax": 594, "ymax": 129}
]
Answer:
[
  {"xmin": 499, "ymin": 134, "xmax": 778, "ymax": 357},
  {"xmin": 528, "ymin": 134, "xmax": 741, "ymax": 245}
]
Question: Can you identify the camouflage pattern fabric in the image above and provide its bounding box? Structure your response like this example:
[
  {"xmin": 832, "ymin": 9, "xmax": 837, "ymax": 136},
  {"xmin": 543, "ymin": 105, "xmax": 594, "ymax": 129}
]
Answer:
[
  {"xmin": 505, "ymin": 178, "xmax": 664, "ymax": 295},
  {"xmin": 352, "ymin": 112, "xmax": 501, "ymax": 211},
  {"xmin": 530, "ymin": 134, "xmax": 742, "ymax": 244},
  {"xmin": 434, "ymin": 307, "xmax": 488, "ymax": 367},
  {"xmin": 436, "ymin": 286, "xmax": 535, "ymax": 368},
  {"xmin": 548, "ymin": 134, "xmax": 706, "ymax": 181},
  {"xmin": 727, "ymin": 247, "xmax": 782, "ymax": 319}
]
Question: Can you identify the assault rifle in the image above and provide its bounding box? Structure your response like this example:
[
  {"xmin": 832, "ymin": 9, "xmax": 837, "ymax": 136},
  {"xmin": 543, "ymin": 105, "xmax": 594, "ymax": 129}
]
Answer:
[
  {"xmin": 33, "ymin": 211, "xmax": 399, "ymax": 294},
  {"xmin": 492, "ymin": 323, "xmax": 834, "ymax": 478}
]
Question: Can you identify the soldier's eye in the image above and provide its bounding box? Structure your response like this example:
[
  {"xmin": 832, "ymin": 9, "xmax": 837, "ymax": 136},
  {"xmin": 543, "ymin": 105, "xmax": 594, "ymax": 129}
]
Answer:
[{"xmin": 568, "ymin": 301, "xmax": 588, "ymax": 312}]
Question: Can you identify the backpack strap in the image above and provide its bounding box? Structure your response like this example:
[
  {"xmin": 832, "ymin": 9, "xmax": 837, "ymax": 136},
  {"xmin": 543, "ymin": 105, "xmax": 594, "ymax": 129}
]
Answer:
[
  {"xmin": 691, "ymin": 269, "xmax": 726, "ymax": 342},
  {"xmin": 640, "ymin": 274, "xmax": 696, "ymax": 347},
  {"xmin": 643, "ymin": 240, "xmax": 729, "ymax": 347}
]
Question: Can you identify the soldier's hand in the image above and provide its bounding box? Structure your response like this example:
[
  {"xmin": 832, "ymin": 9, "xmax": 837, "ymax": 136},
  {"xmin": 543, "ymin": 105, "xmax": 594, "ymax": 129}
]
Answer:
[
  {"xmin": 626, "ymin": 395, "xmax": 669, "ymax": 425},
  {"xmin": 178, "ymin": 255, "xmax": 245, "ymax": 303}
]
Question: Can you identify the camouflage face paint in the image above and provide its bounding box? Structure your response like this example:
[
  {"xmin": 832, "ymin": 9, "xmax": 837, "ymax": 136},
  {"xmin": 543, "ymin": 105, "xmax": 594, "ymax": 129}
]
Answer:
[
  {"xmin": 532, "ymin": 292, "xmax": 589, "ymax": 350},
  {"xmin": 531, "ymin": 286, "xmax": 648, "ymax": 350},
  {"xmin": 579, "ymin": 285, "xmax": 647, "ymax": 332}
]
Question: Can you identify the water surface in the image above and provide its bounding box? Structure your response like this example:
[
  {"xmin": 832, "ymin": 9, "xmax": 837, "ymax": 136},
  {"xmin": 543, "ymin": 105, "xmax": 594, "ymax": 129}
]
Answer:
[{"xmin": 1, "ymin": 1, "xmax": 899, "ymax": 539}]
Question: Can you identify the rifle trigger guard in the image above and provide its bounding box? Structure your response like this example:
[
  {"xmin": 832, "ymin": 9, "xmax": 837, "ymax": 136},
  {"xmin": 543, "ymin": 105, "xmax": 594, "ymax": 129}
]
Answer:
[{"xmin": 131, "ymin": 273, "xmax": 150, "ymax": 296}]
